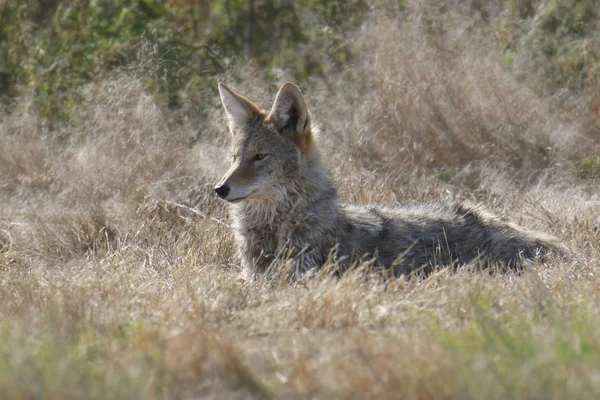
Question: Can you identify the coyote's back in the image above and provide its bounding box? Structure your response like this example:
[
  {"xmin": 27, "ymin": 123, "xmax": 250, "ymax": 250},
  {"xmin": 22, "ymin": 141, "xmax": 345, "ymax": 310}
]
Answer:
[
  {"xmin": 338, "ymin": 202, "xmax": 565, "ymax": 274},
  {"xmin": 213, "ymin": 82, "xmax": 566, "ymax": 277}
]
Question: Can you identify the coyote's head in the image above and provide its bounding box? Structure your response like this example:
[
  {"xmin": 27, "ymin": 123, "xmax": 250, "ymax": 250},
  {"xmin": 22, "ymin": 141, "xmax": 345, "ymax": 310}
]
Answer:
[{"xmin": 214, "ymin": 82, "xmax": 316, "ymax": 203}]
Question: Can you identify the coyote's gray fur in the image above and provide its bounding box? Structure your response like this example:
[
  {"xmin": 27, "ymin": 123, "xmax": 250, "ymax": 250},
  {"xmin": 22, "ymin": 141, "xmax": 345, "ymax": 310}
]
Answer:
[{"xmin": 214, "ymin": 82, "xmax": 565, "ymax": 277}]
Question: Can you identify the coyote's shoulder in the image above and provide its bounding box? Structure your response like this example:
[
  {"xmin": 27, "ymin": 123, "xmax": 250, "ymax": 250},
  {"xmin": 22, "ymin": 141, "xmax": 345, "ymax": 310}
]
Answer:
[{"xmin": 214, "ymin": 82, "xmax": 566, "ymax": 277}]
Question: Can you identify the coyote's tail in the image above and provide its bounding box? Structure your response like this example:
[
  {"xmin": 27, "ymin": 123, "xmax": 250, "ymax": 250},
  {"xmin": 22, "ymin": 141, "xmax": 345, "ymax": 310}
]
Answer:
[{"xmin": 459, "ymin": 203, "xmax": 570, "ymax": 267}]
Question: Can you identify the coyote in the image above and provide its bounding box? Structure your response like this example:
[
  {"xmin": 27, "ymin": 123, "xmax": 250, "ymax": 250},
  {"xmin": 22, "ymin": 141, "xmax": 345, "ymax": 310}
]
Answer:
[{"xmin": 214, "ymin": 82, "xmax": 565, "ymax": 277}]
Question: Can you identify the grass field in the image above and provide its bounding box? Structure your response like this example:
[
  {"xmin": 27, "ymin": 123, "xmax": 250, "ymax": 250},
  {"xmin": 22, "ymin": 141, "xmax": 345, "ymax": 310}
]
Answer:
[{"xmin": 1, "ymin": 4, "xmax": 600, "ymax": 399}]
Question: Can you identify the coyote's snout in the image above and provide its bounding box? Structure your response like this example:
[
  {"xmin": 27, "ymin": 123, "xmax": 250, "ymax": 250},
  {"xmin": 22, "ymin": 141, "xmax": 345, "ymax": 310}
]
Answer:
[
  {"xmin": 214, "ymin": 157, "xmax": 263, "ymax": 202},
  {"xmin": 215, "ymin": 82, "xmax": 566, "ymax": 277}
]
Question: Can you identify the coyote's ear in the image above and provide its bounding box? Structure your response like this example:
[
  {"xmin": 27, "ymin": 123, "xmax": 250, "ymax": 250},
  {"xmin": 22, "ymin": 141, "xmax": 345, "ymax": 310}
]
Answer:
[
  {"xmin": 218, "ymin": 83, "xmax": 260, "ymax": 131},
  {"xmin": 268, "ymin": 82, "xmax": 311, "ymax": 140}
]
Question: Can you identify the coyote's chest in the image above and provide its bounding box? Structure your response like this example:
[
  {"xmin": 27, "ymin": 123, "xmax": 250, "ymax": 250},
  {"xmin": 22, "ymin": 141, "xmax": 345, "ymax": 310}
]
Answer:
[
  {"xmin": 233, "ymin": 208, "xmax": 308, "ymax": 272},
  {"xmin": 238, "ymin": 213, "xmax": 301, "ymax": 249}
]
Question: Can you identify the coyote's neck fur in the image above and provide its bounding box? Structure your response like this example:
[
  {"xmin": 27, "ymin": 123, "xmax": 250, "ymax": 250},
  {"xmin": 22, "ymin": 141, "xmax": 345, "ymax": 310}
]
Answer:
[
  {"xmin": 230, "ymin": 147, "xmax": 340, "ymax": 276},
  {"xmin": 214, "ymin": 82, "xmax": 566, "ymax": 277}
]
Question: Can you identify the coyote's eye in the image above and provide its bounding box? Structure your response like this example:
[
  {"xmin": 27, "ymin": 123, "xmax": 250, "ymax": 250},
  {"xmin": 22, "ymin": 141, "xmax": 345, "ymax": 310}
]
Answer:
[{"xmin": 254, "ymin": 154, "xmax": 268, "ymax": 161}]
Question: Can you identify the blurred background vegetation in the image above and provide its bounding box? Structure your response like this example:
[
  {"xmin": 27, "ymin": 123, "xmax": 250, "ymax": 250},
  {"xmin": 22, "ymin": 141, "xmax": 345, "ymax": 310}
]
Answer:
[
  {"xmin": 1, "ymin": 0, "xmax": 598, "ymax": 124},
  {"xmin": 0, "ymin": 0, "xmax": 368, "ymax": 121}
]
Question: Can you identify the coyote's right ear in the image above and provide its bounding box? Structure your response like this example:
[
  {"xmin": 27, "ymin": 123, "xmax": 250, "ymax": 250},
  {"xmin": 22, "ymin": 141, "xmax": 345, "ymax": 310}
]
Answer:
[{"xmin": 218, "ymin": 83, "xmax": 260, "ymax": 132}]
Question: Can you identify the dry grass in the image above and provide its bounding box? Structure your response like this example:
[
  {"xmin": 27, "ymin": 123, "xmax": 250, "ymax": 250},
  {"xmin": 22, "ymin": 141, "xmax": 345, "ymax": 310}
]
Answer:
[{"xmin": 1, "ymin": 4, "xmax": 600, "ymax": 399}]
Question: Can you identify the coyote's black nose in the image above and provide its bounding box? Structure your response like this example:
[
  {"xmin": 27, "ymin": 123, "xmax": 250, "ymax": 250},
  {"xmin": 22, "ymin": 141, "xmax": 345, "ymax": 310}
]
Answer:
[{"xmin": 215, "ymin": 185, "xmax": 230, "ymax": 198}]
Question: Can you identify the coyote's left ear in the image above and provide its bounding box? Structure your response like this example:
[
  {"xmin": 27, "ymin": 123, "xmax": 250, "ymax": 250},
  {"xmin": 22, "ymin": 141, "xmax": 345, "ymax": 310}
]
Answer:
[{"xmin": 268, "ymin": 82, "xmax": 311, "ymax": 143}]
